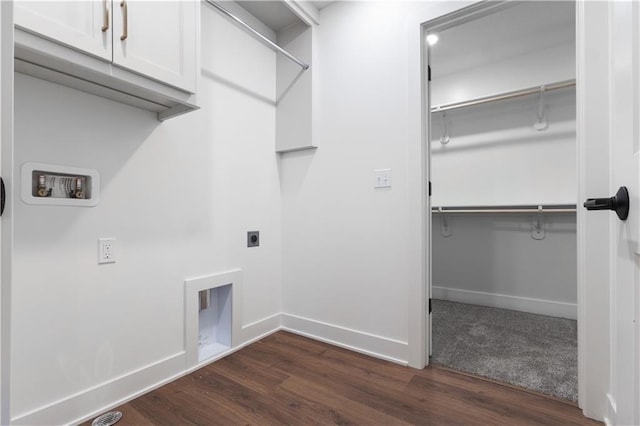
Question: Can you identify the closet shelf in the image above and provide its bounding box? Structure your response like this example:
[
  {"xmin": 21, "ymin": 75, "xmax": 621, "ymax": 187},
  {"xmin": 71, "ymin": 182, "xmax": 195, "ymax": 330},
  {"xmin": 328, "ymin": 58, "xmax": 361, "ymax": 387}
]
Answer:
[
  {"xmin": 432, "ymin": 204, "xmax": 576, "ymax": 214},
  {"xmin": 203, "ymin": 0, "xmax": 309, "ymax": 71},
  {"xmin": 431, "ymin": 79, "xmax": 576, "ymax": 113}
]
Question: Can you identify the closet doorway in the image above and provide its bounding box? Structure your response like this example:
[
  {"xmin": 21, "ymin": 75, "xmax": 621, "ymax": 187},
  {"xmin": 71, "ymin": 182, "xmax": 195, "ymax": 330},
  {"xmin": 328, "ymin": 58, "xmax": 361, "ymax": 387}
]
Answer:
[{"xmin": 425, "ymin": 2, "xmax": 578, "ymax": 402}]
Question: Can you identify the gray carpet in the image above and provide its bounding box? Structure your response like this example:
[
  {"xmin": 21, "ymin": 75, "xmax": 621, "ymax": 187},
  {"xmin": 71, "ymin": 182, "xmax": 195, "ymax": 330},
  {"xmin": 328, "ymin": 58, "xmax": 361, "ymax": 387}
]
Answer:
[{"xmin": 431, "ymin": 299, "xmax": 578, "ymax": 402}]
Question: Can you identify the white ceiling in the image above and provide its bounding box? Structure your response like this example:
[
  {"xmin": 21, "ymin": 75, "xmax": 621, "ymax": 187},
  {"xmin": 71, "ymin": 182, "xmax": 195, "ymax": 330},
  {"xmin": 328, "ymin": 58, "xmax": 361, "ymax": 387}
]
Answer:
[
  {"xmin": 430, "ymin": 1, "xmax": 575, "ymax": 78},
  {"xmin": 237, "ymin": 1, "xmax": 336, "ymax": 33},
  {"xmin": 309, "ymin": 1, "xmax": 336, "ymax": 10},
  {"xmin": 237, "ymin": 1, "xmax": 303, "ymax": 32}
]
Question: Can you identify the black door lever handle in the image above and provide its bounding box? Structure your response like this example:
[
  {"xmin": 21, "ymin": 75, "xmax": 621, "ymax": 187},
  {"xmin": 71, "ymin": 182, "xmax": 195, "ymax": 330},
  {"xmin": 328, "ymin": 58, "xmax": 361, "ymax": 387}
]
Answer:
[
  {"xmin": 0, "ymin": 177, "xmax": 4, "ymax": 217},
  {"xmin": 583, "ymin": 198, "xmax": 615, "ymax": 210},
  {"xmin": 584, "ymin": 186, "xmax": 629, "ymax": 220}
]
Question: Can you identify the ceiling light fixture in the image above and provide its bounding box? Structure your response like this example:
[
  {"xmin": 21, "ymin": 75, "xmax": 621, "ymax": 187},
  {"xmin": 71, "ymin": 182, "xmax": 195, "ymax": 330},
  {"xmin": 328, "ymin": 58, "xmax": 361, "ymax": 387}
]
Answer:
[{"xmin": 426, "ymin": 34, "xmax": 439, "ymax": 46}]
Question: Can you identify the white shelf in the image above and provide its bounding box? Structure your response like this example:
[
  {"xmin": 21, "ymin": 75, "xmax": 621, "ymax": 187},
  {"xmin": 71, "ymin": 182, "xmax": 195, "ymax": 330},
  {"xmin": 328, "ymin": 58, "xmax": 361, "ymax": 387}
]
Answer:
[{"xmin": 14, "ymin": 28, "xmax": 199, "ymax": 121}]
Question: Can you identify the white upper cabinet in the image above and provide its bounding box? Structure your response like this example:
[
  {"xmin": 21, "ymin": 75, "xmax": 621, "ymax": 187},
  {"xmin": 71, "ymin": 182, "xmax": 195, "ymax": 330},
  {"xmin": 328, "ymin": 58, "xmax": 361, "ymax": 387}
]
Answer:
[
  {"xmin": 15, "ymin": 0, "xmax": 112, "ymax": 61},
  {"xmin": 112, "ymin": 0, "xmax": 197, "ymax": 93},
  {"xmin": 13, "ymin": 0, "xmax": 199, "ymax": 120}
]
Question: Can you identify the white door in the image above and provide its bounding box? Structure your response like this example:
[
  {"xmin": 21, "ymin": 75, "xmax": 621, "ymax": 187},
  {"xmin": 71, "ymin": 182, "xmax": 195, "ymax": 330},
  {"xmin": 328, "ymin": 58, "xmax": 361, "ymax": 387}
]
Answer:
[
  {"xmin": 581, "ymin": 1, "xmax": 640, "ymax": 424},
  {"xmin": 112, "ymin": 0, "xmax": 197, "ymax": 93},
  {"xmin": 14, "ymin": 0, "xmax": 111, "ymax": 61},
  {"xmin": 606, "ymin": 1, "xmax": 639, "ymax": 424}
]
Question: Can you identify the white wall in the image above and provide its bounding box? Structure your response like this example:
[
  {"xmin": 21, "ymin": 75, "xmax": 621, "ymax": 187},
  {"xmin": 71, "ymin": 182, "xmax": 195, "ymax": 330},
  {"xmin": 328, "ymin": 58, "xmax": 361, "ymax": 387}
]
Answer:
[
  {"xmin": 276, "ymin": 21, "xmax": 314, "ymax": 152},
  {"xmin": 432, "ymin": 90, "xmax": 576, "ymax": 206},
  {"xmin": 430, "ymin": 89, "xmax": 577, "ymax": 320},
  {"xmin": 431, "ymin": 91, "xmax": 578, "ymax": 316},
  {"xmin": 280, "ymin": 1, "xmax": 472, "ymax": 364},
  {"xmin": 432, "ymin": 42, "xmax": 575, "ymax": 107},
  {"xmin": 430, "ymin": 1, "xmax": 576, "ymax": 207},
  {"xmin": 0, "ymin": 0, "xmax": 614, "ymax": 424},
  {"xmin": 10, "ymin": 5, "xmax": 282, "ymax": 425},
  {"xmin": 429, "ymin": 3, "xmax": 577, "ymax": 318},
  {"xmin": 432, "ymin": 214, "xmax": 577, "ymax": 318},
  {"xmin": 430, "ymin": 1, "xmax": 575, "ymax": 107}
]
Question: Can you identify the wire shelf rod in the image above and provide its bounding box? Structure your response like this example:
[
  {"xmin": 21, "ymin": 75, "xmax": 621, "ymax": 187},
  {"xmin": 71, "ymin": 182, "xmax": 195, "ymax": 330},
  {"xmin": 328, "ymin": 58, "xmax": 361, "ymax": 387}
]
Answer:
[
  {"xmin": 431, "ymin": 79, "xmax": 576, "ymax": 113},
  {"xmin": 203, "ymin": 0, "xmax": 310, "ymax": 71},
  {"xmin": 431, "ymin": 205, "xmax": 577, "ymax": 214}
]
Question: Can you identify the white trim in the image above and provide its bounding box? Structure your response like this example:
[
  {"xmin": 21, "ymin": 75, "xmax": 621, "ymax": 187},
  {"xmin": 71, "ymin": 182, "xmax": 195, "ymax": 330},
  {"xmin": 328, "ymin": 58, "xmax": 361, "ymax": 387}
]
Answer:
[
  {"xmin": 184, "ymin": 269, "xmax": 243, "ymax": 368},
  {"xmin": 0, "ymin": 2, "xmax": 14, "ymax": 424},
  {"xmin": 433, "ymin": 286, "xmax": 577, "ymax": 320},
  {"xmin": 185, "ymin": 315, "xmax": 282, "ymax": 375},
  {"xmin": 576, "ymin": 1, "xmax": 611, "ymax": 420},
  {"xmin": 416, "ymin": 0, "xmax": 515, "ymax": 371},
  {"xmin": 69, "ymin": 311, "xmax": 410, "ymax": 425},
  {"xmin": 605, "ymin": 393, "xmax": 616, "ymax": 426},
  {"xmin": 284, "ymin": 0, "xmax": 319, "ymax": 27},
  {"xmin": 281, "ymin": 313, "xmax": 408, "ymax": 365},
  {"xmin": 406, "ymin": 11, "xmax": 428, "ymax": 370},
  {"xmin": 51, "ymin": 315, "xmax": 281, "ymax": 426},
  {"xmin": 576, "ymin": 1, "xmax": 587, "ymax": 412},
  {"xmin": 242, "ymin": 313, "xmax": 282, "ymax": 342},
  {"xmin": 12, "ymin": 352, "xmax": 186, "ymax": 426}
]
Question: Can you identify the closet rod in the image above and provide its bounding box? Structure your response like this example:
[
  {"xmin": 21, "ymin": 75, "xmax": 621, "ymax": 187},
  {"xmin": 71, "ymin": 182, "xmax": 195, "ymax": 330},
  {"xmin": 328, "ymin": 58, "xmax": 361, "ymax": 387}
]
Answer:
[
  {"xmin": 432, "ymin": 205, "xmax": 576, "ymax": 214},
  {"xmin": 431, "ymin": 79, "xmax": 576, "ymax": 112},
  {"xmin": 203, "ymin": 0, "xmax": 310, "ymax": 71}
]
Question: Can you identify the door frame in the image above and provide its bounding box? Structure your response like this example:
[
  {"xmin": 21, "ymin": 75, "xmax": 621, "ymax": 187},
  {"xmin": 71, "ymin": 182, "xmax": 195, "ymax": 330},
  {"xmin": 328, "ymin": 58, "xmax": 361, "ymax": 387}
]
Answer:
[
  {"xmin": 575, "ymin": 1, "xmax": 611, "ymax": 420},
  {"xmin": 419, "ymin": 0, "xmax": 512, "ymax": 368},
  {"xmin": 0, "ymin": 1, "xmax": 13, "ymax": 424},
  {"xmin": 416, "ymin": 0, "xmax": 610, "ymax": 420},
  {"xmin": 408, "ymin": 0, "xmax": 513, "ymax": 371}
]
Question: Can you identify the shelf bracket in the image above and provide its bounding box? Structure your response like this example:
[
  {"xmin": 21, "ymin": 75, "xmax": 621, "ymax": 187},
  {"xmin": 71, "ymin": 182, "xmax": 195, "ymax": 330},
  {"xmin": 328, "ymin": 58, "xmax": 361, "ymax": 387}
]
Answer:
[
  {"xmin": 440, "ymin": 207, "xmax": 452, "ymax": 237},
  {"xmin": 531, "ymin": 205, "xmax": 545, "ymax": 240},
  {"xmin": 534, "ymin": 85, "xmax": 548, "ymax": 131},
  {"xmin": 439, "ymin": 109, "xmax": 450, "ymax": 144}
]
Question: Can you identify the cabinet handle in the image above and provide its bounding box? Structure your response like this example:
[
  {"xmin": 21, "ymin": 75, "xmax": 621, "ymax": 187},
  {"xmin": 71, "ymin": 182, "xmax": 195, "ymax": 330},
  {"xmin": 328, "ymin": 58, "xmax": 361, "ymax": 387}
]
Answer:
[
  {"xmin": 120, "ymin": 0, "xmax": 128, "ymax": 41},
  {"xmin": 101, "ymin": 0, "xmax": 109, "ymax": 32}
]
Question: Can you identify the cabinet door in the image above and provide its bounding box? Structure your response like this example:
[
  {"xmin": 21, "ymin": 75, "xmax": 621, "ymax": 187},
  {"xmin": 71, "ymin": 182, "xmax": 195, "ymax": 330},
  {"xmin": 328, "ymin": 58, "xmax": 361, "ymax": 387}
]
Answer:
[
  {"xmin": 112, "ymin": 0, "xmax": 197, "ymax": 93},
  {"xmin": 14, "ymin": 0, "xmax": 112, "ymax": 61}
]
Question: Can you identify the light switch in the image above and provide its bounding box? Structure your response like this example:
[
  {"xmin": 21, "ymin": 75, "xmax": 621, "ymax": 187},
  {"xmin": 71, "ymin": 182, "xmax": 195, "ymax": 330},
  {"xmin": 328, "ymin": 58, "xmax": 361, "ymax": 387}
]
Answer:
[{"xmin": 374, "ymin": 169, "xmax": 392, "ymax": 188}]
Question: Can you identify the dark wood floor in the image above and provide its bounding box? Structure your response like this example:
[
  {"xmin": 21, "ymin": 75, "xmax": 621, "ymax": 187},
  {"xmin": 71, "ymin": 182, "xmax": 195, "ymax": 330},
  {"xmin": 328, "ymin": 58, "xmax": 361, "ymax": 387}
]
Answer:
[{"xmin": 98, "ymin": 331, "xmax": 599, "ymax": 425}]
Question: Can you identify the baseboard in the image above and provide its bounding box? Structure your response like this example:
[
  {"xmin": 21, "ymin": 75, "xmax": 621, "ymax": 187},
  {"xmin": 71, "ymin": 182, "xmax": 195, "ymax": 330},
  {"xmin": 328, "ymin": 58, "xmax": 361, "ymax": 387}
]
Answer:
[
  {"xmin": 185, "ymin": 314, "xmax": 283, "ymax": 373},
  {"xmin": 19, "ymin": 313, "xmax": 406, "ymax": 425},
  {"xmin": 281, "ymin": 313, "xmax": 408, "ymax": 365},
  {"xmin": 12, "ymin": 351, "xmax": 186, "ymax": 426},
  {"xmin": 242, "ymin": 313, "xmax": 282, "ymax": 343},
  {"xmin": 604, "ymin": 393, "xmax": 616, "ymax": 426},
  {"xmin": 16, "ymin": 314, "xmax": 283, "ymax": 426},
  {"xmin": 433, "ymin": 286, "xmax": 577, "ymax": 320}
]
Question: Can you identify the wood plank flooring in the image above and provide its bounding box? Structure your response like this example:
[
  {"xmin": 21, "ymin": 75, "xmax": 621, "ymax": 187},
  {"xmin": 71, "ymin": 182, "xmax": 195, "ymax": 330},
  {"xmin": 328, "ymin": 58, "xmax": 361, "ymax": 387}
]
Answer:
[{"xmin": 96, "ymin": 331, "xmax": 599, "ymax": 425}]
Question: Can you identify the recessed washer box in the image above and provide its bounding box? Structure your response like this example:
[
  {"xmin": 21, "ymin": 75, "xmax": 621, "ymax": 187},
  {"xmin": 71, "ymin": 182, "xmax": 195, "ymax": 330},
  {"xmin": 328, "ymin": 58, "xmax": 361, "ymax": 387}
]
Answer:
[{"xmin": 21, "ymin": 162, "xmax": 100, "ymax": 207}]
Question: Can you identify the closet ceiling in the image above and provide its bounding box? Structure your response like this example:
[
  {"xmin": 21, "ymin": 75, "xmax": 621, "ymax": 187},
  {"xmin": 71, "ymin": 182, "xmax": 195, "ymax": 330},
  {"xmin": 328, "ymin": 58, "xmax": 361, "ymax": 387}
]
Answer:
[
  {"xmin": 238, "ymin": 1, "xmax": 302, "ymax": 31},
  {"xmin": 309, "ymin": 1, "xmax": 335, "ymax": 10},
  {"xmin": 237, "ymin": 1, "xmax": 333, "ymax": 33},
  {"xmin": 431, "ymin": 1, "xmax": 575, "ymax": 78}
]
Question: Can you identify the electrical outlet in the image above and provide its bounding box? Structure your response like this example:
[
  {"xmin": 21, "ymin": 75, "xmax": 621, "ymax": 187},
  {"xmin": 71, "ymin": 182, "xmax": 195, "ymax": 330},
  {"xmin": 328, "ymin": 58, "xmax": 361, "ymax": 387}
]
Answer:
[
  {"xmin": 98, "ymin": 238, "xmax": 116, "ymax": 264},
  {"xmin": 247, "ymin": 231, "xmax": 259, "ymax": 247}
]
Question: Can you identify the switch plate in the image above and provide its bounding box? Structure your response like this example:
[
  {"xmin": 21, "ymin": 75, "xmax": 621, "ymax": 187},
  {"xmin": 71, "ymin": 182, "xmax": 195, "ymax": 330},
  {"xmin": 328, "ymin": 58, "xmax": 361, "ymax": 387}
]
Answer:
[
  {"xmin": 98, "ymin": 238, "xmax": 116, "ymax": 264},
  {"xmin": 374, "ymin": 169, "xmax": 392, "ymax": 188}
]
